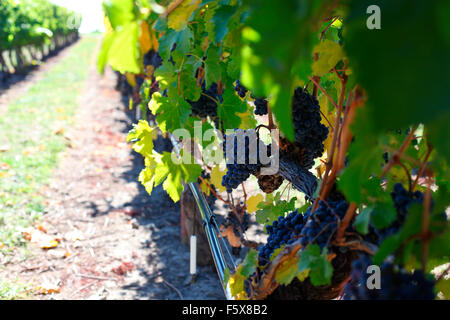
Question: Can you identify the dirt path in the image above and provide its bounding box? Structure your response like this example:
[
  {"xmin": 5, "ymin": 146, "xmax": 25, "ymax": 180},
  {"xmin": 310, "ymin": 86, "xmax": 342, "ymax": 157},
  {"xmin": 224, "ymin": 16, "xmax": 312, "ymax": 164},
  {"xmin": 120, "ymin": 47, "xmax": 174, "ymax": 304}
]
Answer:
[{"xmin": 2, "ymin": 53, "xmax": 224, "ymax": 299}]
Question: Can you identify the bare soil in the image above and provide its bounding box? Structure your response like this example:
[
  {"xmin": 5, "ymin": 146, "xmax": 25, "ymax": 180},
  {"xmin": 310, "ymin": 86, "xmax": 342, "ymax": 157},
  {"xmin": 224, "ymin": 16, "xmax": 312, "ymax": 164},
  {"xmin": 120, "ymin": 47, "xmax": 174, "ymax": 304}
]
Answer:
[{"xmin": 1, "ymin": 60, "xmax": 226, "ymax": 300}]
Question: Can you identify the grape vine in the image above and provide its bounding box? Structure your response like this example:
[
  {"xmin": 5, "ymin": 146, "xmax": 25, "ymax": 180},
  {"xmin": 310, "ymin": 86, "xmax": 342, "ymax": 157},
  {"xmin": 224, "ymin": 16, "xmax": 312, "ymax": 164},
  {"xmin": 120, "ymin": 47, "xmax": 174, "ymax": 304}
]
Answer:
[{"xmin": 99, "ymin": 0, "xmax": 449, "ymax": 301}]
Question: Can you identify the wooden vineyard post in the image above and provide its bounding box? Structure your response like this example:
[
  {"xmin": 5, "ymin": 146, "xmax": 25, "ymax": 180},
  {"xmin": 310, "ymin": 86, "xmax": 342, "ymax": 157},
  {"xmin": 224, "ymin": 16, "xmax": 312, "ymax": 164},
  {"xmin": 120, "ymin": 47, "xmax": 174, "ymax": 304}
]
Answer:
[{"xmin": 180, "ymin": 187, "xmax": 214, "ymax": 266}]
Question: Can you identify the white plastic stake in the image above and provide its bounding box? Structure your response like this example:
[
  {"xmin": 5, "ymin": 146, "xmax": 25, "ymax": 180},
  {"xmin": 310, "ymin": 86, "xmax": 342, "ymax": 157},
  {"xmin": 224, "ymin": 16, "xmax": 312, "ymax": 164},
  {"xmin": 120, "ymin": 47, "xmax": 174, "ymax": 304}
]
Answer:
[{"xmin": 190, "ymin": 235, "xmax": 197, "ymax": 275}]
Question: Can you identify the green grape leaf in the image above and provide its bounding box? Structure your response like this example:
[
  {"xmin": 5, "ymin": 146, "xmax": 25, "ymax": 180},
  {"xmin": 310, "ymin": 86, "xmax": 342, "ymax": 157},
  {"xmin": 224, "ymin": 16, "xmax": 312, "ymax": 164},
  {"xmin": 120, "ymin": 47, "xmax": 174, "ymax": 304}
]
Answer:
[
  {"xmin": 105, "ymin": 21, "xmax": 140, "ymax": 74},
  {"xmin": 154, "ymin": 62, "xmax": 177, "ymax": 91},
  {"xmin": 205, "ymin": 45, "xmax": 221, "ymax": 88},
  {"xmin": 179, "ymin": 64, "xmax": 202, "ymax": 101},
  {"xmin": 344, "ymin": 0, "xmax": 450, "ymax": 161},
  {"xmin": 217, "ymin": 88, "xmax": 247, "ymax": 129},
  {"xmin": 338, "ymin": 109, "xmax": 383, "ymax": 203},
  {"xmin": 149, "ymin": 92, "xmax": 192, "ymax": 133},
  {"xmin": 212, "ymin": 5, "xmax": 238, "ymax": 44},
  {"xmin": 184, "ymin": 116, "xmax": 215, "ymax": 148},
  {"xmin": 155, "ymin": 151, "xmax": 202, "ymax": 202},
  {"xmin": 298, "ymin": 244, "xmax": 333, "ymax": 286},
  {"xmin": 354, "ymin": 206, "xmax": 372, "ymax": 234},
  {"xmin": 271, "ymin": 86, "xmax": 294, "ymax": 141},
  {"xmin": 158, "ymin": 28, "xmax": 193, "ymax": 61},
  {"xmin": 371, "ymin": 201, "xmax": 397, "ymax": 229},
  {"xmin": 102, "ymin": 0, "xmax": 135, "ymax": 29},
  {"xmin": 255, "ymin": 197, "xmax": 297, "ymax": 225},
  {"xmin": 240, "ymin": 249, "xmax": 258, "ymax": 277},
  {"xmin": 97, "ymin": 32, "xmax": 115, "ymax": 74}
]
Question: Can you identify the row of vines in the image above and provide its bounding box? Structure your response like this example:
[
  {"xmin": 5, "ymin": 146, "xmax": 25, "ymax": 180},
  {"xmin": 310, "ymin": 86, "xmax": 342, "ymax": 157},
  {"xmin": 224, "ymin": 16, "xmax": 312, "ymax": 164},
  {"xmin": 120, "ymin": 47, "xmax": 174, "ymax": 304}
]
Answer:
[
  {"xmin": 0, "ymin": 0, "xmax": 81, "ymax": 75},
  {"xmin": 98, "ymin": 0, "xmax": 449, "ymax": 300}
]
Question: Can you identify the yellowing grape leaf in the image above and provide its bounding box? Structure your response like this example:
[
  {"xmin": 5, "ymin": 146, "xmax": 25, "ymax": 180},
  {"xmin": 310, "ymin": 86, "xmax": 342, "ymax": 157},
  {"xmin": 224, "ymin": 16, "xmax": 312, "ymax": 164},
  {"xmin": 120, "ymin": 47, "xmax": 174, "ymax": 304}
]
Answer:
[
  {"xmin": 275, "ymin": 255, "xmax": 300, "ymax": 285},
  {"xmin": 127, "ymin": 120, "xmax": 155, "ymax": 158},
  {"xmin": 436, "ymin": 278, "xmax": 450, "ymax": 299},
  {"xmin": 210, "ymin": 165, "xmax": 227, "ymax": 192},
  {"xmin": 200, "ymin": 178, "xmax": 211, "ymax": 196},
  {"xmin": 125, "ymin": 73, "xmax": 136, "ymax": 87},
  {"xmin": 139, "ymin": 21, "xmax": 152, "ymax": 54},
  {"xmin": 167, "ymin": 0, "xmax": 201, "ymax": 31},
  {"xmin": 228, "ymin": 269, "xmax": 246, "ymax": 297},
  {"xmin": 312, "ymin": 40, "xmax": 344, "ymax": 77},
  {"xmin": 139, "ymin": 153, "xmax": 161, "ymax": 195},
  {"xmin": 246, "ymin": 194, "xmax": 264, "ymax": 213},
  {"xmin": 238, "ymin": 105, "xmax": 258, "ymax": 130}
]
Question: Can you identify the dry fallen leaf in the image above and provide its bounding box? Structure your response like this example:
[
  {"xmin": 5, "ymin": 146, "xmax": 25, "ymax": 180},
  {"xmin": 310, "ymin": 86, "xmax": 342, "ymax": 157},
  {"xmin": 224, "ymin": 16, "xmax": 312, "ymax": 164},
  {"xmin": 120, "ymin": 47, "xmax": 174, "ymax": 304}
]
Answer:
[
  {"xmin": 39, "ymin": 239, "xmax": 59, "ymax": 249},
  {"xmin": 112, "ymin": 261, "xmax": 136, "ymax": 275},
  {"xmin": 37, "ymin": 224, "xmax": 47, "ymax": 233},
  {"xmin": 22, "ymin": 227, "xmax": 59, "ymax": 249},
  {"xmin": 36, "ymin": 280, "xmax": 61, "ymax": 295},
  {"xmin": 65, "ymin": 230, "xmax": 84, "ymax": 242},
  {"xmin": 0, "ymin": 162, "xmax": 10, "ymax": 170},
  {"xmin": 53, "ymin": 127, "xmax": 64, "ymax": 135},
  {"xmin": 220, "ymin": 225, "xmax": 241, "ymax": 248}
]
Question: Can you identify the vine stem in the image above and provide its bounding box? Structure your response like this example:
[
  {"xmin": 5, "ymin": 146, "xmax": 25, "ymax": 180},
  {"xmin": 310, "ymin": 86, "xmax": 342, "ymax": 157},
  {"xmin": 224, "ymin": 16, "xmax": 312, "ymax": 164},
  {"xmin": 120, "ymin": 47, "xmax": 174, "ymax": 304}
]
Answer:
[
  {"xmin": 412, "ymin": 142, "xmax": 432, "ymax": 191},
  {"xmin": 311, "ymin": 71, "xmax": 347, "ymax": 211},
  {"xmin": 198, "ymin": 176, "xmax": 239, "ymax": 219},
  {"xmin": 421, "ymin": 175, "xmax": 432, "ymax": 271},
  {"xmin": 200, "ymin": 92, "xmax": 219, "ymax": 104},
  {"xmin": 319, "ymin": 109, "xmax": 334, "ymax": 131},
  {"xmin": 250, "ymin": 242, "xmax": 302, "ymax": 300},
  {"xmin": 308, "ymin": 76, "xmax": 338, "ymax": 110},
  {"xmin": 312, "ymin": 54, "xmax": 320, "ymax": 99},
  {"xmin": 436, "ymin": 264, "xmax": 450, "ymax": 282},
  {"xmin": 241, "ymin": 183, "xmax": 247, "ymax": 217},
  {"xmin": 380, "ymin": 124, "xmax": 418, "ymax": 179},
  {"xmin": 335, "ymin": 202, "xmax": 357, "ymax": 241},
  {"xmin": 267, "ymin": 103, "xmax": 275, "ymax": 129},
  {"xmin": 320, "ymin": 16, "xmax": 340, "ymax": 41},
  {"xmin": 398, "ymin": 161, "xmax": 412, "ymax": 193},
  {"xmin": 177, "ymin": 57, "xmax": 185, "ymax": 95}
]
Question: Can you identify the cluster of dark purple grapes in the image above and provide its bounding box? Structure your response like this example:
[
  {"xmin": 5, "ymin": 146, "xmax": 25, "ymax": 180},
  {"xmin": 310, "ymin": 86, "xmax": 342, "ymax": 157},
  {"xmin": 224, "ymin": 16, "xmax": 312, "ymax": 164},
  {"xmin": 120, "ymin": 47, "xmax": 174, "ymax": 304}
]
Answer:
[
  {"xmin": 224, "ymin": 211, "xmax": 250, "ymax": 234},
  {"xmin": 299, "ymin": 200, "xmax": 349, "ymax": 249},
  {"xmin": 291, "ymin": 87, "xmax": 329, "ymax": 169},
  {"xmin": 221, "ymin": 130, "xmax": 269, "ymax": 192},
  {"xmin": 188, "ymin": 83, "xmax": 221, "ymax": 118},
  {"xmin": 234, "ymin": 80, "xmax": 248, "ymax": 98},
  {"xmin": 254, "ymin": 98, "xmax": 268, "ymax": 116},
  {"xmin": 343, "ymin": 255, "xmax": 435, "ymax": 300},
  {"xmin": 258, "ymin": 199, "xmax": 349, "ymax": 265},
  {"xmin": 143, "ymin": 50, "xmax": 162, "ymax": 69},
  {"xmin": 234, "ymin": 80, "xmax": 268, "ymax": 115},
  {"xmin": 258, "ymin": 209, "xmax": 304, "ymax": 265},
  {"xmin": 374, "ymin": 183, "xmax": 424, "ymax": 244}
]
